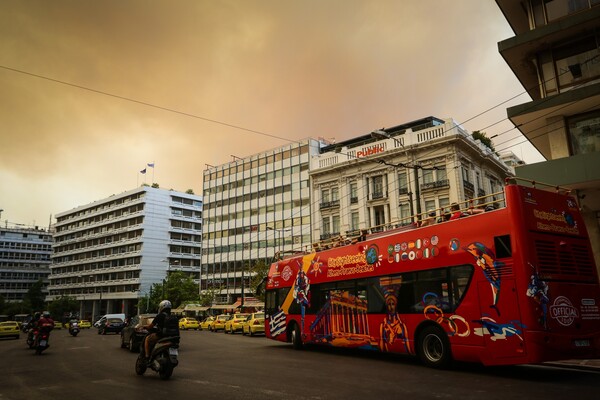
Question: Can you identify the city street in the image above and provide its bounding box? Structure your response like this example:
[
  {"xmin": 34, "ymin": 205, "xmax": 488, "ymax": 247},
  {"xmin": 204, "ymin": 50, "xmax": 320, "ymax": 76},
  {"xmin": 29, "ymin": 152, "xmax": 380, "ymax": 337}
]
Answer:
[{"xmin": 1, "ymin": 328, "xmax": 599, "ymax": 400}]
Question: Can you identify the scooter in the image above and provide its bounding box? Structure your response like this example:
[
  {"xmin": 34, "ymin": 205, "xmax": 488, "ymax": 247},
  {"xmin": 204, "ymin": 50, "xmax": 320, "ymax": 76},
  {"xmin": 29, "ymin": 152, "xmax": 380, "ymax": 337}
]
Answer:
[
  {"xmin": 135, "ymin": 334, "xmax": 180, "ymax": 380},
  {"xmin": 69, "ymin": 321, "xmax": 80, "ymax": 337}
]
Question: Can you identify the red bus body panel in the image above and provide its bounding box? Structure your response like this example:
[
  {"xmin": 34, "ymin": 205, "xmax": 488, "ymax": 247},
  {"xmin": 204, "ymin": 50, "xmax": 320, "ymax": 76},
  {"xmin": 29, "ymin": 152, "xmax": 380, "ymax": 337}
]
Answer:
[{"xmin": 265, "ymin": 184, "xmax": 600, "ymax": 366}]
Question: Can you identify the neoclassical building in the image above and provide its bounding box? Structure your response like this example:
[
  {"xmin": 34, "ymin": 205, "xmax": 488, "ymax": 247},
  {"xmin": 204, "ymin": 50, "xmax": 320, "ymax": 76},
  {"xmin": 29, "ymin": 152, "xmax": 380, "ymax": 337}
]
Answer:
[{"xmin": 310, "ymin": 117, "xmax": 514, "ymax": 242}]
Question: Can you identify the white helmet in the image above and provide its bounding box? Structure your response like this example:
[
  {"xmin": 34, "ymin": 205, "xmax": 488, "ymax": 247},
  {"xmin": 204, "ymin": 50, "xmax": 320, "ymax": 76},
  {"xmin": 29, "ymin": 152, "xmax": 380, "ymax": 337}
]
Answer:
[{"xmin": 158, "ymin": 300, "xmax": 172, "ymax": 314}]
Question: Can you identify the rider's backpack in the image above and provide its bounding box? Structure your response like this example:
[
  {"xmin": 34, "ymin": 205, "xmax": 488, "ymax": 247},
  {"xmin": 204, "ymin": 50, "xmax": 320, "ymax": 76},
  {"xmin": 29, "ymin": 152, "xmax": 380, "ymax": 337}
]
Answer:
[{"xmin": 161, "ymin": 314, "xmax": 180, "ymax": 337}]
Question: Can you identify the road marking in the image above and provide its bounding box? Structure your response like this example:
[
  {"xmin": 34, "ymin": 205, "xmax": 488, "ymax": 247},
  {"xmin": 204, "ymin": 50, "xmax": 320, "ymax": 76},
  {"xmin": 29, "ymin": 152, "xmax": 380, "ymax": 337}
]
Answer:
[{"xmin": 67, "ymin": 346, "xmax": 91, "ymax": 350}]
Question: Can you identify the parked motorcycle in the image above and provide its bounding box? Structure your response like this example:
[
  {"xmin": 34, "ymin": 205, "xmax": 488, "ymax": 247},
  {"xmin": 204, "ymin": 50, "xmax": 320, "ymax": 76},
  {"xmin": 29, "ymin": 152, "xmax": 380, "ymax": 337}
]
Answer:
[
  {"xmin": 69, "ymin": 321, "xmax": 80, "ymax": 337},
  {"xmin": 135, "ymin": 334, "xmax": 180, "ymax": 380}
]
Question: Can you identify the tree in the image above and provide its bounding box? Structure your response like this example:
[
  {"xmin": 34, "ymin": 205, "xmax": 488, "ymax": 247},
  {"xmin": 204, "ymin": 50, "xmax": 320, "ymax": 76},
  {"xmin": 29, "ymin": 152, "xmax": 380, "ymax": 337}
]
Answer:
[
  {"xmin": 186, "ymin": 189, "xmax": 195, "ymax": 194},
  {"xmin": 24, "ymin": 279, "xmax": 46, "ymax": 312},
  {"xmin": 48, "ymin": 296, "xmax": 78, "ymax": 321},
  {"xmin": 199, "ymin": 287, "xmax": 220, "ymax": 307},
  {"xmin": 472, "ymin": 130, "xmax": 495, "ymax": 152},
  {"xmin": 249, "ymin": 260, "xmax": 270, "ymax": 302},
  {"xmin": 151, "ymin": 183, "xmax": 160, "ymax": 188},
  {"xmin": 147, "ymin": 271, "xmax": 199, "ymax": 311}
]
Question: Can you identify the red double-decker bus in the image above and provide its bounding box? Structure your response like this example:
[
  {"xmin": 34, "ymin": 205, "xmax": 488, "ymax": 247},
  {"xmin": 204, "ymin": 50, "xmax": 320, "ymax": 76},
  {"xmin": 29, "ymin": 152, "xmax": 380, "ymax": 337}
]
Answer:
[{"xmin": 264, "ymin": 180, "xmax": 600, "ymax": 368}]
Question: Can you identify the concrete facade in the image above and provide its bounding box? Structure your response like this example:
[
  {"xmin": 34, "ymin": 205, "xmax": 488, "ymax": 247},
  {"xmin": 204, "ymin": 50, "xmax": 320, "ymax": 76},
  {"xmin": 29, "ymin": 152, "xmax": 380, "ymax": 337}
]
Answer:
[
  {"xmin": 0, "ymin": 225, "xmax": 52, "ymax": 303},
  {"xmin": 496, "ymin": 0, "xmax": 600, "ymax": 271},
  {"xmin": 48, "ymin": 186, "xmax": 202, "ymax": 321}
]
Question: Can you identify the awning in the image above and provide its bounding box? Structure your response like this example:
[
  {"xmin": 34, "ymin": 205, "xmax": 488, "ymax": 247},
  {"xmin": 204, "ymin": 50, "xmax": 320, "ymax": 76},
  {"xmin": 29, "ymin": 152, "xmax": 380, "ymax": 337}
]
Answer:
[
  {"xmin": 210, "ymin": 304, "xmax": 237, "ymax": 310},
  {"xmin": 185, "ymin": 306, "xmax": 210, "ymax": 312},
  {"xmin": 239, "ymin": 301, "xmax": 264, "ymax": 308}
]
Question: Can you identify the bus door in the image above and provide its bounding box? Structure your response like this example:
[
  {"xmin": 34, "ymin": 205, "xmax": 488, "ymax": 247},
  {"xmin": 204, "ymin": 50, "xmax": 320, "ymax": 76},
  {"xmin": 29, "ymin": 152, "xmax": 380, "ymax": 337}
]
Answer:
[{"xmin": 477, "ymin": 278, "xmax": 526, "ymax": 359}]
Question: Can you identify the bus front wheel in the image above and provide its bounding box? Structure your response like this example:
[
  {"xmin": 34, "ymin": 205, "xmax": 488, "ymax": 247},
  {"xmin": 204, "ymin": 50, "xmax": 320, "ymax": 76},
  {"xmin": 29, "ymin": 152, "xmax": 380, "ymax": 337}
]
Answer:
[
  {"xmin": 417, "ymin": 326, "xmax": 451, "ymax": 369},
  {"xmin": 291, "ymin": 323, "xmax": 303, "ymax": 350}
]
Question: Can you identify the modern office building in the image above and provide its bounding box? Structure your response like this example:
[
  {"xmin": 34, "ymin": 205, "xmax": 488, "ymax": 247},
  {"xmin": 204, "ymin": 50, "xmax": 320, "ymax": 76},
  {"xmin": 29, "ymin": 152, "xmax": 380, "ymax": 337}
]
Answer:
[
  {"xmin": 0, "ymin": 225, "xmax": 52, "ymax": 303},
  {"xmin": 201, "ymin": 139, "xmax": 321, "ymax": 305},
  {"xmin": 48, "ymin": 186, "xmax": 202, "ymax": 320},
  {"xmin": 496, "ymin": 0, "xmax": 600, "ymax": 269},
  {"xmin": 310, "ymin": 117, "xmax": 513, "ymax": 241}
]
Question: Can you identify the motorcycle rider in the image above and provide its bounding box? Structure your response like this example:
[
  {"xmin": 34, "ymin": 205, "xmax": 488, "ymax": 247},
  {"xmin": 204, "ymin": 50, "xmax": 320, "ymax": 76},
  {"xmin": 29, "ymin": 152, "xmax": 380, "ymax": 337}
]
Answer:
[
  {"xmin": 35, "ymin": 311, "xmax": 54, "ymax": 345},
  {"xmin": 26, "ymin": 312, "xmax": 42, "ymax": 343},
  {"xmin": 143, "ymin": 300, "xmax": 174, "ymax": 362}
]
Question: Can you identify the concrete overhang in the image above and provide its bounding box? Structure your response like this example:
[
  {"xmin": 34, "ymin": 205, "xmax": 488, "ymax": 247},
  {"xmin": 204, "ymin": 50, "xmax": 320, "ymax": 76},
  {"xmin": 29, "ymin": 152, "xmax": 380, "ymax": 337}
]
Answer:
[
  {"xmin": 506, "ymin": 83, "xmax": 600, "ymax": 159},
  {"xmin": 497, "ymin": 6, "xmax": 600, "ymax": 101}
]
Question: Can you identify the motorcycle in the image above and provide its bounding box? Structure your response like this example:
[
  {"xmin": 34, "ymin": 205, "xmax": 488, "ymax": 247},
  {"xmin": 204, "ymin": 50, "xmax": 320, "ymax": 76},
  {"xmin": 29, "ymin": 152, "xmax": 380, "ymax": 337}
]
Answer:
[
  {"xmin": 69, "ymin": 321, "xmax": 80, "ymax": 337},
  {"xmin": 135, "ymin": 334, "xmax": 180, "ymax": 380},
  {"xmin": 26, "ymin": 326, "xmax": 39, "ymax": 349},
  {"xmin": 34, "ymin": 330, "xmax": 50, "ymax": 355}
]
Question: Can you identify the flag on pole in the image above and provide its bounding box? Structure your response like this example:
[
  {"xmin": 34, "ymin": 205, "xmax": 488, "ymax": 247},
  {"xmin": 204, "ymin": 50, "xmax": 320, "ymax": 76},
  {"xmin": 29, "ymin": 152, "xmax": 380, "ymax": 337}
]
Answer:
[
  {"xmin": 140, "ymin": 168, "xmax": 146, "ymax": 174},
  {"xmin": 147, "ymin": 162, "xmax": 155, "ymax": 168}
]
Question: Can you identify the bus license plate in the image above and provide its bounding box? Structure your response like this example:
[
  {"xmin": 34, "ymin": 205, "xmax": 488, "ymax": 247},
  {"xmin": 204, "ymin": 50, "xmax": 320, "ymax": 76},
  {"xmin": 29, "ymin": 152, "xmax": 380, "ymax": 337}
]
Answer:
[
  {"xmin": 169, "ymin": 348, "xmax": 178, "ymax": 356},
  {"xmin": 574, "ymin": 339, "xmax": 590, "ymax": 347}
]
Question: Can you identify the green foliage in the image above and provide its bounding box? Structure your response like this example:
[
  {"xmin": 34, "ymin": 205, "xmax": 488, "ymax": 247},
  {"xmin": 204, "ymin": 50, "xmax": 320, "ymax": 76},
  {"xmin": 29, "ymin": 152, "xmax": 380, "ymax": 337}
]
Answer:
[
  {"xmin": 199, "ymin": 287, "xmax": 220, "ymax": 307},
  {"xmin": 472, "ymin": 130, "xmax": 495, "ymax": 152},
  {"xmin": 146, "ymin": 271, "xmax": 199, "ymax": 312},
  {"xmin": 185, "ymin": 189, "xmax": 195, "ymax": 194},
  {"xmin": 151, "ymin": 183, "xmax": 160, "ymax": 188},
  {"xmin": 48, "ymin": 296, "xmax": 78, "ymax": 321},
  {"xmin": 24, "ymin": 279, "xmax": 46, "ymax": 311},
  {"xmin": 249, "ymin": 260, "xmax": 270, "ymax": 302}
]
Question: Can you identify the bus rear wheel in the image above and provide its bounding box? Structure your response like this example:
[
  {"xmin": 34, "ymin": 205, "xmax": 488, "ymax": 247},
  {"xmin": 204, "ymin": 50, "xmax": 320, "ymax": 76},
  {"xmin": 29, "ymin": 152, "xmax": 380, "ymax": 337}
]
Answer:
[
  {"xmin": 291, "ymin": 323, "xmax": 303, "ymax": 350},
  {"xmin": 418, "ymin": 326, "xmax": 451, "ymax": 369}
]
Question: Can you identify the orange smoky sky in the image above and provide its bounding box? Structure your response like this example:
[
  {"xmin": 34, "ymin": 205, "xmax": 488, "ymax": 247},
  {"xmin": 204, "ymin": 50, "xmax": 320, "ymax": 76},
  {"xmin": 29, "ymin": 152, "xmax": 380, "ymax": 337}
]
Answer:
[{"xmin": 0, "ymin": 0, "xmax": 542, "ymax": 227}]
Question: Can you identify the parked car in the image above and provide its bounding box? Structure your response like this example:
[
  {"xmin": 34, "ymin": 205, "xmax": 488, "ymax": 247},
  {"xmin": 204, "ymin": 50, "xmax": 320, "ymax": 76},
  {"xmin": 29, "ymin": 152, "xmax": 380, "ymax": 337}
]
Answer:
[
  {"xmin": 78, "ymin": 320, "xmax": 91, "ymax": 329},
  {"xmin": 224, "ymin": 313, "xmax": 249, "ymax": 334},
  {"xmin": 97, "ymin": 317, "xmax": 125, "ymax": 335},
  {"xmin": 178, "ymin": 317, "xmax": 199, "ymax": 330},
  {"xmin": 199, "ymin": 316, "xmax": 214, "ymax": 331},
  {"xmin": 120, "ymin": 314, "xmax": 156, "ymax": 352},
  {"xmin": 242, "ymin": 312, "xmax": 265, "ymax": 336},
  {"xmin": 211, "ymin": 314, "xmax": 231, "ymax": 332},
  {"xmin": 0, "ymin": 321, "xmax": 20, "ymax": 339},
  {"xmin": 54, "ymin": 321, "xmax": 64, "ymax": 329}
]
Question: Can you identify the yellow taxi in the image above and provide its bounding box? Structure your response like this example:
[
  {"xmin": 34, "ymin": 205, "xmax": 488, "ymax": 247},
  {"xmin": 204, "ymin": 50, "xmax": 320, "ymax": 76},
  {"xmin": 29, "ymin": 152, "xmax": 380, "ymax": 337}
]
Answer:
[
  {"xmin": 242, "ymin": 312, "xmax": 265, "ymax": 336},
  {"xmin": 224, "ymin": 313, "xmax": 249, "ymax": 334},
  {"xmin": 199, "ymin": 316, "xmax": 214, "ymax": 330},
  {"xmin": 54, "ymin": 321, "xmax": 63, "ymax": 329},
  {"xmin": 0, "ymin": 321, "xmax": 20, "ymax": 339},
  {"xmin": 78, "ymin": 320, "xmax": 92, "ymax": 329},
  {"xmin": 178, "ymin": 317, "xmax": 199, "ymax": 330},
  {"xmin": 210, "ymin": 314, "xmax": 231, "ymax": 332}
]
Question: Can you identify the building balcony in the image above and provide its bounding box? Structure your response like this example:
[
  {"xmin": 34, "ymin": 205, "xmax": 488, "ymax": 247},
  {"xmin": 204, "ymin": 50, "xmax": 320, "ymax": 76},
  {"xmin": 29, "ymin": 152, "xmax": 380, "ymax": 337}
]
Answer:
[
  {"xmin": 463, "ymin": 180, "xmax": 475, "ymax": 192},
  {"xmin": 420, "ymin": 179, "xmax": 450, "ymax": 191},
  {"xmin": 368, "ymin": 191, "xmax": 387, "ymax": 201},
  {"xmin": 319, "ymin": 199, "xmax": 340, "ymax": 209},
  {"xmin": 350, "ymin": 196, "xmax": 358, "ymax": 204}
]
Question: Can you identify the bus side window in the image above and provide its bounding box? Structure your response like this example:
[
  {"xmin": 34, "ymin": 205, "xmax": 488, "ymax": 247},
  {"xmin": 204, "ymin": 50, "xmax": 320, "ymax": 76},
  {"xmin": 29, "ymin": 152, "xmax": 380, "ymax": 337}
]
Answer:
[
  {"xmin": 449, "ymin": 265, "xmax": 474, "ymax": 310},
  {"xmin": 366, "ymin": 279, "xmax": 386, "ymax": 313}
]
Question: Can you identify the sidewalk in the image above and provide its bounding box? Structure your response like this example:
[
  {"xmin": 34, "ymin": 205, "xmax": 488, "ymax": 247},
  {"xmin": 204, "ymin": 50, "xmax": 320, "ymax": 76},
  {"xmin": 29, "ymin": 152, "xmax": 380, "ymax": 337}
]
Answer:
[{"xmin": 544, "ymin": 359, "xmax": 600, "ymax": 371}]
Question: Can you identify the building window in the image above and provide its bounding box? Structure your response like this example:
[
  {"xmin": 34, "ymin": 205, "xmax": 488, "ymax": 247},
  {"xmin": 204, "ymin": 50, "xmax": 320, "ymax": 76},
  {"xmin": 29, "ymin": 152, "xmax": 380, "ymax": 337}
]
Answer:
[
  {"xmin": 321, "ymin": 188, "xmax": 330, "ymax": 203},
  {"xmin": 538, "ymin": 35, "xmax": 600, "ymax": 96},
  {"xmin": 350, "ymin": 182, "xmax": 358, "ymax": 203},
  {"xmin": 568, "ymin": 111, "xmax": 600, "ymax": 155},
  {"xmin": 399, "ymin": 203, "xmax": 411, "ymax": 224},
  {"xmin": 332, "ymin": 215, "xmax": 340, "ymax": 235},
  {"xmin": 436, "ymin": 167, "xmax": 447, "ymax": 181},
  {"xmin": 331, "ymin": 187, "xmax": 339, "ymax": 202},
  {"xmin": 322, "ymin": 217, "xmax": 331, "ymax": 235},
  {"xmin": 398, "ymin": 172, "xmax": 408, "ymax": 194},
  {"xmin": 371, "ymin": 175, "xmax": 385, "ymax": 199},
  {"xmin": 350, "ymin": 212, "xmax": 359, "ymax": 231},
  {"xmin": 422, "ymin": 169, "xmax": 434, "ymax": 184}
]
